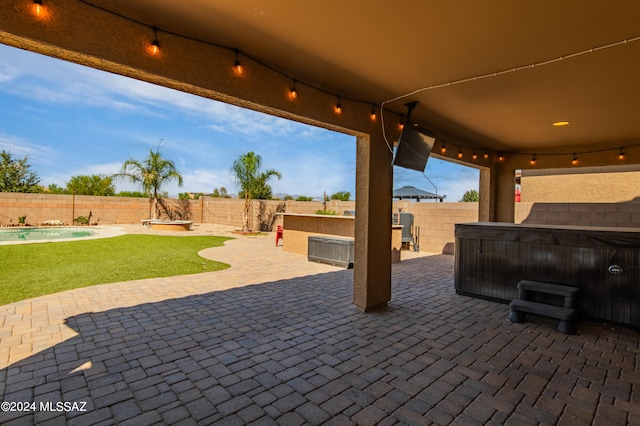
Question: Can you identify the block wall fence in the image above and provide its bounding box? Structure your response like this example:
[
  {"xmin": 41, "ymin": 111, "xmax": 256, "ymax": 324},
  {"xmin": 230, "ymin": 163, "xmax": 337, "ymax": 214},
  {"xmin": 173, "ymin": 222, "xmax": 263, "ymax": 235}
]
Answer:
[{"xmin": 3, "ymin": 192, "xmax": 640, "ymax": 254}]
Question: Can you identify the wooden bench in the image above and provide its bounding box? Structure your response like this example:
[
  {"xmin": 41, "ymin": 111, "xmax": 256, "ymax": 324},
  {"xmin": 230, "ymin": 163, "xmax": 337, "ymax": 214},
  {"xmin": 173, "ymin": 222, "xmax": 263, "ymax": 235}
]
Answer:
[{"xmin": 509, "ymin": 280, "xmax": 579, "ymax": 334}]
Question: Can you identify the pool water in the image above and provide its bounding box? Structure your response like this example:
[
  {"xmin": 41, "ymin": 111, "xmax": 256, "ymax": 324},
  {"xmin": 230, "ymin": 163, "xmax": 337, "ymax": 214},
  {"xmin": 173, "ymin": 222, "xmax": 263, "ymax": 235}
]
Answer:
[{"xmin": 0, "ymin": 227, "xmax": 95, "ymax": 242}]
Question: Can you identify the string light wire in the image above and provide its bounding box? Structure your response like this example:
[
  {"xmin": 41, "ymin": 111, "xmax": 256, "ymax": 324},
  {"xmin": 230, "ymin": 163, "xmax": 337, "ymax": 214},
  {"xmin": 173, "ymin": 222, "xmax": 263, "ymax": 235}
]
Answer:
[
  {"xmin": 74, "ymin": 0, "xmax": 640, "ymax": 162},
  {"xmin": 380, "ymin": 35, "xmax": 640, "ymax": 158}
]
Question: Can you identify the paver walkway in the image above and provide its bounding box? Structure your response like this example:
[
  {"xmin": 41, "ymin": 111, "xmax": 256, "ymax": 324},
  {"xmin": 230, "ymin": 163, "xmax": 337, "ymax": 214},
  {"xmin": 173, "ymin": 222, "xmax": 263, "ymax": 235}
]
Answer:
[{"xmin": 0, "ymin": 226, "xmax": 638, "ymax": 425}]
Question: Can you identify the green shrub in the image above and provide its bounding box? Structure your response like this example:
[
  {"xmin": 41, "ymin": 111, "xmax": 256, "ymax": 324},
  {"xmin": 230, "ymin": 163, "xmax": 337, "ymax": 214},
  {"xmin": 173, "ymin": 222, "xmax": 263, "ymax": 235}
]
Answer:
[
  {"xmin": 74, "ymin": 216, "xmax": 89, "ymax": 225},
  {"xmin": 315, "ymin": 209, "xmax": 338, "ymax": 215}
]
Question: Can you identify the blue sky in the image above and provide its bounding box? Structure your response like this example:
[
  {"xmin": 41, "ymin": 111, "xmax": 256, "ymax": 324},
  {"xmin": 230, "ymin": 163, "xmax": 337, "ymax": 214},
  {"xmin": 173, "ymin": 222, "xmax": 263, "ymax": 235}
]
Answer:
[{"xmin": 0, "ymin": 43, "xmax": 478, "ymax": 201}]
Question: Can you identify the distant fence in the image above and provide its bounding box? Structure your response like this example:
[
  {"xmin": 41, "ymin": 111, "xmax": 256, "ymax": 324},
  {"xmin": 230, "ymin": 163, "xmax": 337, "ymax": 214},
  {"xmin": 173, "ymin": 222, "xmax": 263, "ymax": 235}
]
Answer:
[
  {"xmin": 0, "ymin": 192, "xmax": 355, "ymax": 230},
  {"xmin": 7, "ymin": 192, "xmax": 640, "ymax": 253},
  {"xmin": 0, "ymin": 192, "xmax": 473, "ymax": 254},
  {"xmin": 0, "ymin": 193, "xmax": 151, "ymax": 226}
]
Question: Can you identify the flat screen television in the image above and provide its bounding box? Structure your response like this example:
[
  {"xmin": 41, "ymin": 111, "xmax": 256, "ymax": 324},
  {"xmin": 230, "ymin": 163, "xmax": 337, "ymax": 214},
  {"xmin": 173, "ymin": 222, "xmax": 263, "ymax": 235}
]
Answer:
[{"xmin": 392, "ymin": 125, "xmax": 435, "ymax": 172}]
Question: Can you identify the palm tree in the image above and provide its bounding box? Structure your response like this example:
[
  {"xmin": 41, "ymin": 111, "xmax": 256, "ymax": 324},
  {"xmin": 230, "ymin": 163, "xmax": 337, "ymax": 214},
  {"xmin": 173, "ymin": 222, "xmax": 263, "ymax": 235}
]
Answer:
[
  {"xmin": 115, "ymin": 148, "xmax": 183, "ymax": 219},
  {"xmin": 231, "ymin": 151, "xmax": 281, "ymax": 231}
]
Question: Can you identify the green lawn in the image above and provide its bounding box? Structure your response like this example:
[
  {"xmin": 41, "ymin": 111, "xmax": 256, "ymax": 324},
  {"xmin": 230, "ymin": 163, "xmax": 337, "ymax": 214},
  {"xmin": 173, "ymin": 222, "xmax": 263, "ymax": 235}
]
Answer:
[{"xmin": 0, "ymin": 234, "xmax": 232, "ymax": 306}]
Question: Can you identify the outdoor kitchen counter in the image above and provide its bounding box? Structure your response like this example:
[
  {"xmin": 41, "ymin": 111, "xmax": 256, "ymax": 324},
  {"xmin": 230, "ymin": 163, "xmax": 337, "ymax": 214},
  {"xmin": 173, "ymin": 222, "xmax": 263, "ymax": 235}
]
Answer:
[
  {"xmin": 279, "ymin": 213, "xmax": 404, "ymax": 263},
  {"xmin": 454, "ymin": 222, "xmax": 640, "ymax": 328}
]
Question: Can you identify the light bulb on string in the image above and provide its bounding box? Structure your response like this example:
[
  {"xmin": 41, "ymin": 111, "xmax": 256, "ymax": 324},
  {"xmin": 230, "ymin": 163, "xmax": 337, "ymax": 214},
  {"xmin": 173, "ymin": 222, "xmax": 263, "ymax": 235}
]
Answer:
[
  {"xmin": 572, "ymin": 153, "xmax": 578, "ymax": 165},
  {"xmin": 530, "ymin": 154, "xmax": 536, "ymax": 166},
  {"xmin": 288, "ymin": 80, "xmax": 298, "ymax": 100},
  {"xmin": 619, "ymin": 148, "xmax": 625, "ymax": 160},
  {"xmin": 484, "ymin": 150, "xmax": 489, "ymax": 160},
  {"xmin": 457, "ymin": 147, "xmax": 463, "ymax": 159},
  {"xmin": 498, "ymin": 152, "xmax": 505, "ymax": 161},
  {"xmin": 472, "ymin": 151, "xmax": 477, "ymax": 160},
  {"xmin": 440, "ymin": 143, "xmax": 446, "ymax": 154},
  {"xmin": 233, "ymin": 49, "xmax": 244, "ymax": 77},
  {"xmin": 32, "ymin": 0, "xmax": 44, "ymax": 17},
  {"xmin": 334, "ymin": 96, "xmax": 342, "ymax": 115},
  {"xmin": 146, "ymin": 27, "xmax": 161, "ymax": 56},
  {"xmin": 370, "ymin": 104, "xmax": 376, "ymax": 121}
]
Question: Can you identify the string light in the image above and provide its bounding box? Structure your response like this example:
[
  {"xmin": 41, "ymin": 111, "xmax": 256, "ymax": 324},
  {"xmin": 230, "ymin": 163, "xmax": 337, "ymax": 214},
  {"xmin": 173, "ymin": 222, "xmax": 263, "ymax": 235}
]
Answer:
[
  {"xmin": 334, "ymin": 96, "xmax": 342, "ymax": 115},
  {"xmin": 572, "ymin": 153, "xmax": 578, "ymax": 165},
  {"xmin": 530, "ymin": 154, "xmax": 536, "ymax": 166},
  {"xmin": 441, "ymin": 142, "xmax": 446, "ymax": 154},
  {"xmin": 63, "ymin": 1, "xmax": 640, "ymax": 158},
  {"xmin": 472, "ymin": 151, "xmax": 477, "ymax": 160},
  {"xmin": 288, "ymin": 79, "xmax": 298, "ymax": 100},
  {"xmin": 147, "ymin": 27, "xmax": 160, "ymax": 56},
  {"xmin": 457, "ymin": 147, "xmax": 463, "ymax": 159},
  {"xmin": 32, "ymin": 0, "xmax": 44, "ymax": 17},
  {"xmin": 233, "ymin": 49, "xmax": 244, "ymax": 77},
  {"xmin": 370, "ymin": 104, "xmax": 377, "ymax": 122}
]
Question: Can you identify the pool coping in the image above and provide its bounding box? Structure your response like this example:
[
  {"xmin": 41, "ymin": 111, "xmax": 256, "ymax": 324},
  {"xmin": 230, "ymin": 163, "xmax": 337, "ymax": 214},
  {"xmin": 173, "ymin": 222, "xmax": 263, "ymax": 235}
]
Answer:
[{"xmin": 0, "ymin": 226, "xmax": 126, "ymax": 245}]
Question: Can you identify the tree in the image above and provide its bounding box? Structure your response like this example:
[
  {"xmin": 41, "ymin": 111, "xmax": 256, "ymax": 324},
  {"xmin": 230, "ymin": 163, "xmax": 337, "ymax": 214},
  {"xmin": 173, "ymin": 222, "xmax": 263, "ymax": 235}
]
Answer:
[
  {"xmin": 330, "ymin": 191, "xmax": 351, "ymax": 201},
  {"xmin": 231, "ymin": 151, "xmax": 281, "ymax": 231},
  {"xmin": 66, "ymin": 174, "xmax": 115, "ymax": 196},
  {"xmin": 0, "ymin": 150, "xmax": 41, "ymax": 193},
  {"xmin": 295, "ymin": 195, "xmax": 313, "ymax": 201},
  {"xmin": 114, "ymin": 148, "xmax": 183, "ymax": 219},
  {"xmin": 116, "ymin": 191, "xmax": 147, "ymax": 198},
  {"xmin": 460, "ymin": 189, "xmax": 479, "ymax": 202},
  {"xmin": 212, "ymin": 187, "xmax": 230, "ymax": 198},
  {"xmin": 46, "ymin": 183, "xmax": 66, "ymax": 194}
]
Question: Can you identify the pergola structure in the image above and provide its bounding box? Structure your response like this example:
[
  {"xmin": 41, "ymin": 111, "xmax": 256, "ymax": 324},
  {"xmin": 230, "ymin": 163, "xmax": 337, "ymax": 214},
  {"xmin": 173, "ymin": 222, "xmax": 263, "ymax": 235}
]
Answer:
[
  {"xmin": 2, "ymin": 1, "xmax": 640, "ymax": 312},
  {"xmin": 393, "ymin": 186, "xmax": 444, "ymax": 202}
]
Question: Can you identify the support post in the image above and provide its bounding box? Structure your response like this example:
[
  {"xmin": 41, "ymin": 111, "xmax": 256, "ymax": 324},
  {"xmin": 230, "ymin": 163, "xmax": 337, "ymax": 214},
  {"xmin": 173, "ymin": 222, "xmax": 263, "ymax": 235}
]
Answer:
[{"xmin": 353, "ymin": 133, "xmax": 393, "ymax": 311}]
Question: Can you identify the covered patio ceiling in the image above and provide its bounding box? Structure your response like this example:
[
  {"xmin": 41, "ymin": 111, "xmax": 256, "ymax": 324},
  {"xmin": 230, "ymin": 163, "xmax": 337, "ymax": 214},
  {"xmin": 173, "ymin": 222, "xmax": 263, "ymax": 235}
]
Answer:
[{"xmin": 92, "ymin": 0, "xmax": 640, "ymax": 153}]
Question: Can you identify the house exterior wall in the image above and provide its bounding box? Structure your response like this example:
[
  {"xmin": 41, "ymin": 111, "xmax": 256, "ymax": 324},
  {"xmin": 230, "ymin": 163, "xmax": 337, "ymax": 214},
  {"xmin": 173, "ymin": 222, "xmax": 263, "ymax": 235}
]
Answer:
[
  {"xmin": 514, "ymin": 201, "xmax": 640, "ymax": 227},
  {"xmin": 520, "ymin": 166, "xmax": 640, "ymax": 203}
]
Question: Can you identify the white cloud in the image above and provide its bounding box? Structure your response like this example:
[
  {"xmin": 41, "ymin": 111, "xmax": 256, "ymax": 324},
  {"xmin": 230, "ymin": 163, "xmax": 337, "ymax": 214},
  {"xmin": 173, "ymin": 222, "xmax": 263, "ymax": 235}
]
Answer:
[
  {"xmin": 0, "ymin": 63, "xmax": 19, "ymax": 83},
  {"xmin": 0, "ymin": 133, "xmax": 57, "ymax": 165},
  {"xmin": 0, "ymin": 44, "xmax": 311, "ymax": 140},
  {"xmin": 73, "ymin": 162, "xmax": 124, "ymax": 176}
]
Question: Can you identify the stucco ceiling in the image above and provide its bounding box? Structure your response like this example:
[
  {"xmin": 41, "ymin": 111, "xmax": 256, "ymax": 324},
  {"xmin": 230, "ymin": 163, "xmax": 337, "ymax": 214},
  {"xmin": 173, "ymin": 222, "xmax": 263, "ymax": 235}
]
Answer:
[{"xmin": 93, "ymin": 1, "xmax": 640, "ymax": 152}]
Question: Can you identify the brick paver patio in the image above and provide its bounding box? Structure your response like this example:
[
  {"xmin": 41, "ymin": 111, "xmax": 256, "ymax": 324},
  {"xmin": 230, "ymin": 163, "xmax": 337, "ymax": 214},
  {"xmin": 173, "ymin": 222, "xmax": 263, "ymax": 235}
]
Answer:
[{"xmin": 0, "ymin": 228, "xmax": 638, "ymax": 425}]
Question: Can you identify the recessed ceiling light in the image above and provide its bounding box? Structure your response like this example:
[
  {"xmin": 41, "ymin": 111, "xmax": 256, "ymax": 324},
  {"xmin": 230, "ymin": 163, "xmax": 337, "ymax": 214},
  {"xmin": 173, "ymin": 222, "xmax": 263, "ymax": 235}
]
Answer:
[{"xmin": 553, "ymin": 121, "xmax": 570, "ymax": 127}]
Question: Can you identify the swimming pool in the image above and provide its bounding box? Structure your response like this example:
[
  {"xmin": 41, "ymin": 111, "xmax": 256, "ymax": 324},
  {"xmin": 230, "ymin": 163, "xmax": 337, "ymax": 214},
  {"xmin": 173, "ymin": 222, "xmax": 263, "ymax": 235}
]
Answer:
[{"xmin": 0, "ymin": 227, "xmax": 95, "ymax": 243}]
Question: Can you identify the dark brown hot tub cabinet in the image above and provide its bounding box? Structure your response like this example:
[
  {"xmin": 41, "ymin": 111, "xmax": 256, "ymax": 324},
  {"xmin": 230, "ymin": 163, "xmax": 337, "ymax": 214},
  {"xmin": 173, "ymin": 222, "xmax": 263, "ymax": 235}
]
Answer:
[{"xmin": 454, "ymin": 222, "xmax": 640, "ymax": 329}]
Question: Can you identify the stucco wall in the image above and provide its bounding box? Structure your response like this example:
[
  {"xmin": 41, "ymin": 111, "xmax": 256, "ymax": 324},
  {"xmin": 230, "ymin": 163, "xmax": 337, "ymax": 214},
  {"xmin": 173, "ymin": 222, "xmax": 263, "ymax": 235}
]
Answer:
[
  {"xmin": 520, "ymin": 166, "xmax": 640, "ymax": 203},
  {"xmin": 281, "ymin": 214, "xmax": 355, "ymax": 256}
]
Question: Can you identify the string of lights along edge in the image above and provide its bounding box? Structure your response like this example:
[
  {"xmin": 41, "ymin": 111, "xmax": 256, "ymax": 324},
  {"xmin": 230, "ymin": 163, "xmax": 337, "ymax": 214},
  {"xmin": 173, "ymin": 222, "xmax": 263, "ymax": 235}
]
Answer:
[{"xmin": 25, "ymin": 0, "xmax": 640, "ymax": 168}]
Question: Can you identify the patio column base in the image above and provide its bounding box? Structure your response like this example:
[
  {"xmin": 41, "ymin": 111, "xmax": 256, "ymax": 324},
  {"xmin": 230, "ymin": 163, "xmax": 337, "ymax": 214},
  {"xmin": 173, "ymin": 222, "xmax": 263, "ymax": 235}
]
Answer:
[{"xmin": 355, "ymin": 301, "xmax": 387, "ymax": 313}]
